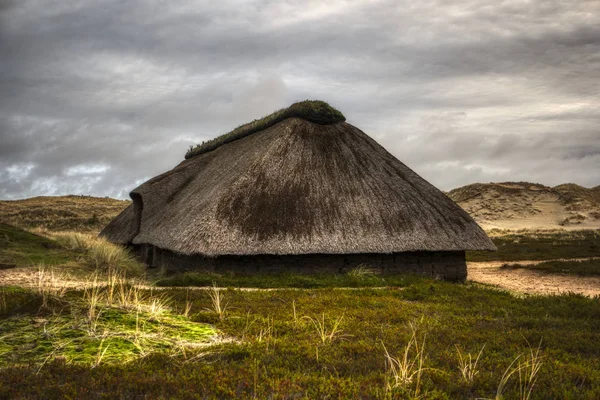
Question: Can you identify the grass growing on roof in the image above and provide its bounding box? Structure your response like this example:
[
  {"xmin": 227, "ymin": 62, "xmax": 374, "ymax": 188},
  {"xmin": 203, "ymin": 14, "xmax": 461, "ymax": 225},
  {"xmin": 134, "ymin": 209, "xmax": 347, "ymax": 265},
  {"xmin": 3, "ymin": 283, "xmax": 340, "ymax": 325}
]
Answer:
[{"xmin": 185, "ymin": 100, "xmax": 346, "ymax": 159}]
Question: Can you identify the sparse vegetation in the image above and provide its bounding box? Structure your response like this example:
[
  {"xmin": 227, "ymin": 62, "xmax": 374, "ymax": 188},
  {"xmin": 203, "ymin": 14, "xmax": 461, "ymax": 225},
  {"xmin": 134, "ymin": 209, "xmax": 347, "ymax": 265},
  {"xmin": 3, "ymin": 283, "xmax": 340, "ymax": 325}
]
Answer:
[
  {"xmin": 0, "ymin": 195, "xmax": 129, "ymax": 232},
  {"xmin": 185, "ymin": 100, "xmax": 346, "ymax": 159},
  {"xmin": 501, "ymin": 258, "xmax": 600, "ymax": 276},
  {"xmin": 468, "ymin": 229, "xmax": 600, "ymax": 261}
]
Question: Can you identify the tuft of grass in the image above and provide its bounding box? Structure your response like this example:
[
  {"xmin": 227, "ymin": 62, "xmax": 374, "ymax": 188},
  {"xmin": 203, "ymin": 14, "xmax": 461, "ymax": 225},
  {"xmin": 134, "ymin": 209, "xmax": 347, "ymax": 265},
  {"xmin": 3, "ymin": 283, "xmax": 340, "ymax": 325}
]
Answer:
[
  {"xmin": 517, "ymin": 340, "xmax": 543, "ymax": 400},
  {"xmin": 382, "ymin": 325, "xmax": 428, "ymax": 397},
  {"xmin": 347, "ymin": 264, "xmax": 376, "ymax": 278},
  {"xmin": 51, "ymin": 231, "xmax": 90, "ymax": 251},
  {"xmin": 205, "ymin": 284, "xmax": 228, "ymax": 321},
  {"xmin": 185, "ymin": 100, "xmax": 345, "ymax": 159},
  {"xmin": 304, "ymin": 313, "xmax": 346, "ymax": 345},
  {"xmin": 85, "ymin": 237, "xmax": 136, "ymax": 274},
  {"xmin": 456, "ymin": 344, "xmax": 485, "ymax": 384}
]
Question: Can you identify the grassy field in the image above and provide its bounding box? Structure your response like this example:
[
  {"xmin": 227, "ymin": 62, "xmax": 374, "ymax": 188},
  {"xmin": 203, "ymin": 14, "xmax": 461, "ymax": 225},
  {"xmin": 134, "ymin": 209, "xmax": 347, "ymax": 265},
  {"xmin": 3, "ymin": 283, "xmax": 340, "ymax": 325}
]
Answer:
[{"xmin": 1, "ymin": 224, "xmax": 599, "ymax": 398}]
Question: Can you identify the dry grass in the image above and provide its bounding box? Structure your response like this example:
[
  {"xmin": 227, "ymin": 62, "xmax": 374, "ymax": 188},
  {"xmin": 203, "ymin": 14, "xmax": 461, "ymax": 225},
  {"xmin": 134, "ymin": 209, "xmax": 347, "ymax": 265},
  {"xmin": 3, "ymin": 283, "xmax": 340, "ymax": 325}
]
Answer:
[
  {"xmin": 486, "ymin": 340, "xmax": 543, "ymax": 400},
  {"xmin": 205, "ymin": 284, "xmax": 228, "ymax": 321},
  {"xmin": 382, "ymin": 326, "xmax": 428, "ymax": 397},
  {"xmin": 305, "ymin": 313, "xmax": 346, "ymax": 345},
  {"xmin": 456, "ymin": 344, "xmax": 485, "ymax": 384},
  {"xmin": 49, "ymin": 231, "xmax": 142, "ymax": 275},
  {"xmin": 34, "ymin": 264, "xmax": 68, "ymax": 309},
  {"xmin": 347, "ymin": 264, "xmax": 377, "ymax": 278},
  {"xmin": 517, "ymin": 341, "xmax": 543, "ymax": 400}
]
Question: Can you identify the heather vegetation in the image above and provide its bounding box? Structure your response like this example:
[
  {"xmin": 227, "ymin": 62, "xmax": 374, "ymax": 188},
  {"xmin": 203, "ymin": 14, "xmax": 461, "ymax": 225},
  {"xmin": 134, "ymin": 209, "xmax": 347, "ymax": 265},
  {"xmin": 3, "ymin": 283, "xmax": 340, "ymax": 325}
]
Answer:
[
  {"xmin": 155, "ymin": 267, "xmax": 410, "ymax": 288},
  {"xmin": 0, "ymin": 195, "xmax": 129, "ymax": 232},
  {"xmin": 185, "ymin": 100, "xmax": 346, "ymax": 159},
  {"xmin": 1, "ymin": 223, "xmax": 599, "ymax": 398},
  {"xmin": 501, "ymin": 258, "xmax": 600, "ymax": 276},
  {"xmin": 1, "ymin": 279, "xmax": 599, "ymax": 398},
  {"xmin": 467, "ymin": 229, "xmax": 600, "ymax": 261}
]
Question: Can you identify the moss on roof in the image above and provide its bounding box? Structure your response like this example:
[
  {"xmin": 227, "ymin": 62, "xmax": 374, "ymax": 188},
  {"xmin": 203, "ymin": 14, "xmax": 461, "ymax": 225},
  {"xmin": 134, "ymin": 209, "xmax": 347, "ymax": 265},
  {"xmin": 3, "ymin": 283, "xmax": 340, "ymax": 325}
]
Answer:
[{"xmin": 185, "ymin": 100, "xmax": 346, "ymax": 159}]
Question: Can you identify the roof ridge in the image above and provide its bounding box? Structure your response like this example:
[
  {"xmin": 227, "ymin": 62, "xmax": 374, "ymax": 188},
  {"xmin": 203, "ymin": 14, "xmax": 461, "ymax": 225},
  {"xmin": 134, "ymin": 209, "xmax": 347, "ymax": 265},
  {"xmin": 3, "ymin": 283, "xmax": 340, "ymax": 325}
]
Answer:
[{"xmin": 185, "ymin": 100, "xmax": 345, "ymax": 159}]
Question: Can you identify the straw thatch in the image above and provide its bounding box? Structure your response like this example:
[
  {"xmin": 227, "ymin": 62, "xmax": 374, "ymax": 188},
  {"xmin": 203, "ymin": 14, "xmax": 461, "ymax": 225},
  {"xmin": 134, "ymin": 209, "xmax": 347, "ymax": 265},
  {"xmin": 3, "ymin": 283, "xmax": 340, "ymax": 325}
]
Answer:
[{"xmin": 101, "ymin": 102, "xmax": 495, "ymax": 257}]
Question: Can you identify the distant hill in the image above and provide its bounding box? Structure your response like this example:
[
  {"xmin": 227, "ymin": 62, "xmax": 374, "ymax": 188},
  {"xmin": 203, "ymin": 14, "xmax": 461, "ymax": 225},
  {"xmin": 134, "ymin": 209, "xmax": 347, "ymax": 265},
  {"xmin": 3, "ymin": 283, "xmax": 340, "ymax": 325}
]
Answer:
[
  {"xmin": 447, "ymin": 182, "xmax": 600, "ymax": 230},
  {"xmin": 1, "ymin": 183, "xmax": 599, "ymax": 233},
  {"xmin": 0, "ymin": 195, "xmax": 129, "ymax": 232}
]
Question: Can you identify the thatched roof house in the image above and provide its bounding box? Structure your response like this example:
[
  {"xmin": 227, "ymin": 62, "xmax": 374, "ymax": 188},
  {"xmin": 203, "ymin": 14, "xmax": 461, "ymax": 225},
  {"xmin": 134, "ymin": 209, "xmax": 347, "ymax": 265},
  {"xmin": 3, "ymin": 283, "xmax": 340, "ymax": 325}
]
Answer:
[{"xmin": 101, "ymin": 100, "xmax": 495, "ymax": 280}]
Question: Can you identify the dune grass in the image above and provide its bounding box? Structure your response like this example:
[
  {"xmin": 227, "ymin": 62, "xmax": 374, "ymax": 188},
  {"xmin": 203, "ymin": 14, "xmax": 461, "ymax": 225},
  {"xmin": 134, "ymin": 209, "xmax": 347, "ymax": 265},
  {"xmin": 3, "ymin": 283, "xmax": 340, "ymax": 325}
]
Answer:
[
  {"xmin": 501, "ymin": 258, "xmax": 600, "ymax": 276},
  {"xmin": 185, "ymin": 100, "xmax": 346, "ymax": 159},
  {"xmin": 41, "ymin": 231, "xmax": 143, "ymax": 276}
]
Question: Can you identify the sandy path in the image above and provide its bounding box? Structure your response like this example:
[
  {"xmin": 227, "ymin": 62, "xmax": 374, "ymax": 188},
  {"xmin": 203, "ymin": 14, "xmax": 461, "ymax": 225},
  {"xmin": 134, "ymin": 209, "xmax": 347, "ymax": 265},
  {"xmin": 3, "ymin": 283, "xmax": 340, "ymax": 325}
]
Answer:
[{"xmin": 467, "ymin": 258, "xmax": 600, "ymax": 297}]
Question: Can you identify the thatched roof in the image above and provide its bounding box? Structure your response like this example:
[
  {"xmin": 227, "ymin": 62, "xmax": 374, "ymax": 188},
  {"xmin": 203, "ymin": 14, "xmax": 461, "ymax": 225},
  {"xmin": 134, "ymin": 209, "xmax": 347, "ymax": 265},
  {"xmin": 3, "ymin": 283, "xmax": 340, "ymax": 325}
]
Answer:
[{"xmin": 101, "ymin": 102, "xmax": 496, "ymax": 255}]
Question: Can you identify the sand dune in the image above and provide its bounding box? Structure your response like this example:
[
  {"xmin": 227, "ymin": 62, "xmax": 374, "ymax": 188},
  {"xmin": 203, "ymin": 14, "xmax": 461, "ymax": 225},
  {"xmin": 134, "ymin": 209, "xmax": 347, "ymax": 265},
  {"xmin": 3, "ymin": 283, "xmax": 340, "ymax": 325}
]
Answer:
[{"xmin": 448, "ymin": 182, "xmax": 600, "ymax": 230}]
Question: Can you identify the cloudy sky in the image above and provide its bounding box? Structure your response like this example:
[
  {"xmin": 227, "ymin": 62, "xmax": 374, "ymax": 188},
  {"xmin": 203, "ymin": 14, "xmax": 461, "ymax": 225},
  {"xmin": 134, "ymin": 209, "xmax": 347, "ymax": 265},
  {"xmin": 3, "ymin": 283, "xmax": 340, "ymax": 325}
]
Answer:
[{"xmin": 1, "ymin": 0, "xmax": 599, "ymax": 200}]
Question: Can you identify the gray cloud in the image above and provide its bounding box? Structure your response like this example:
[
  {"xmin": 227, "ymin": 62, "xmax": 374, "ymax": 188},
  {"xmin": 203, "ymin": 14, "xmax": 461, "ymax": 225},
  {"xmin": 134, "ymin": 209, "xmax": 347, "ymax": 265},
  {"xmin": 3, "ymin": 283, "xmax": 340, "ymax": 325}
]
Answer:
[{"xmin": 1, "ymin": 0, "xmax": 599, "ymax": 200}]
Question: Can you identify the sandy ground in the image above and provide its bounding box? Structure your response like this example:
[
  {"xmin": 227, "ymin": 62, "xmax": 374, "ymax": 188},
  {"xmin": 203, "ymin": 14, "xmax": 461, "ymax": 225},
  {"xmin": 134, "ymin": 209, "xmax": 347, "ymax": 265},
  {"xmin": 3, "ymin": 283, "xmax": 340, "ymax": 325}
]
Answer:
[
  {"xmin": 467, "ymin": 258, "xmax": 600, "ymax": 297},
  {"xmin": 2, "ymin": 260, "xmax": 599, "ymax": 297}
]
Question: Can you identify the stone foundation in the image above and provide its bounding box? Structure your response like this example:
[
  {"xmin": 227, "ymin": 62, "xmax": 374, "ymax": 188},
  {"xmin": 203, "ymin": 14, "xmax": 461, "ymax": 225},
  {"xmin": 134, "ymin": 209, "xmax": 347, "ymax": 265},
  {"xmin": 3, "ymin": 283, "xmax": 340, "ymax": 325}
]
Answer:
[{"xmin": 134, "ymin": 245, "xmax": 467, "ymax": 281}]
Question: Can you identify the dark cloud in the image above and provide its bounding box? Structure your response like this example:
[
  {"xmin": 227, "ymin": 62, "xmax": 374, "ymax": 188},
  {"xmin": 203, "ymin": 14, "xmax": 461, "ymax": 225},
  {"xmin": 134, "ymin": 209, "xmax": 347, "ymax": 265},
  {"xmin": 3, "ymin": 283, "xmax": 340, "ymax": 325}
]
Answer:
[{"xmin": 1, "ymin": 0, "xmax": 599, "ymax": 200}]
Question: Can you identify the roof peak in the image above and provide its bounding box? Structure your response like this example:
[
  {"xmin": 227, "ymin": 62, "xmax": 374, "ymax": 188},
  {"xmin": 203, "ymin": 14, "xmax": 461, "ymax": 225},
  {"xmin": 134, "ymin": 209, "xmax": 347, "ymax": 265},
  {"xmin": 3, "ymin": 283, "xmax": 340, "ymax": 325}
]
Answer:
[{"xmin": 185, "ymin": 100, "xmax": 346, "ymax": 159}]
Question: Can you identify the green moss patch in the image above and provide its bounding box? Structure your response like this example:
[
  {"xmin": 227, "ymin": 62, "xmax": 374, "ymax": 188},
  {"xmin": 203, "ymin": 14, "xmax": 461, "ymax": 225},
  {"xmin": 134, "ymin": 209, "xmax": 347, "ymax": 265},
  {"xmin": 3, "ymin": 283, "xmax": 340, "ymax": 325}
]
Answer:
[
  {"xmin": 0, "ymin": 308, "xmax": 216, "ymax": 367},
  {"xmin": 185, "ymin": 100, "xmax": 346, "ymax": 159}
]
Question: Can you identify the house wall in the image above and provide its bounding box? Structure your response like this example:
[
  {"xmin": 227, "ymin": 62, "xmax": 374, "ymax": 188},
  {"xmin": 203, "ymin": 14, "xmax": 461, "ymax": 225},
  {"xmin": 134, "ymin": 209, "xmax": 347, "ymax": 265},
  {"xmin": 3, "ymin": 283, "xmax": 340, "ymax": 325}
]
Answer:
[{"xmin": 135, "ymin": 245, "xmax": 467, "ymax": 281}]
